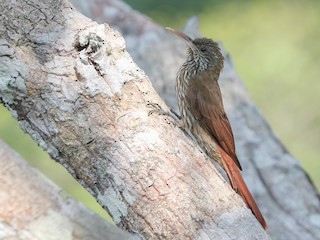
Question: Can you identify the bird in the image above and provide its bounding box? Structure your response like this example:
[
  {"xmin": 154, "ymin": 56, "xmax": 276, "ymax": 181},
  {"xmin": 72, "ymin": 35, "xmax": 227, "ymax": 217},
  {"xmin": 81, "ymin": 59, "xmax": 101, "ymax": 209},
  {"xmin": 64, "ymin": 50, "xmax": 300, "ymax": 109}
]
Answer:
[{"xmin": 166, "ymin": 27, "xmax": 267, "ymax": 229}]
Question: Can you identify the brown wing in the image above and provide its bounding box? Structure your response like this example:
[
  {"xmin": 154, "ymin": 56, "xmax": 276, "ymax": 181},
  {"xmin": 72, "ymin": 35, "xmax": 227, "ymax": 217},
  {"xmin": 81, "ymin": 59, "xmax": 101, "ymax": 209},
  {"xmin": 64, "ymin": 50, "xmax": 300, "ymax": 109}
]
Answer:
[{"xmin": 186, "ymin": 72, "xmax": 242, "ymax": 170}]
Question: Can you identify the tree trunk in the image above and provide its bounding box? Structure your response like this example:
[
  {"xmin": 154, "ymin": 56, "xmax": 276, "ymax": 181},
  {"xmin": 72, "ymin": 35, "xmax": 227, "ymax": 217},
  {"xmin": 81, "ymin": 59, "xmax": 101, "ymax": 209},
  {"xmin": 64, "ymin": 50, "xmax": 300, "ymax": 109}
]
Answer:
[{"xmin": 0, "ymin": 0, "xmax": 319, "ymax": 239}]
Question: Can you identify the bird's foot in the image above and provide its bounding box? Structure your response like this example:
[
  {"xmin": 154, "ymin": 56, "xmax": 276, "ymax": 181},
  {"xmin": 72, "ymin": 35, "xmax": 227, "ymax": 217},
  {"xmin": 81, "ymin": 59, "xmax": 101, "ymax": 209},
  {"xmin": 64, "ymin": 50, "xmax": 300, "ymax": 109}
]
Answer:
[
  {"xmin": 147, "ymin": 102, "xmax": 180, "ymax": 121},
  {"xmin": 147, "ymin": 102, "xmax": 191, "ymax": 137},
  {"xmin": 147, "ymin": 102, "xmax": 167, "ymax": 116}
]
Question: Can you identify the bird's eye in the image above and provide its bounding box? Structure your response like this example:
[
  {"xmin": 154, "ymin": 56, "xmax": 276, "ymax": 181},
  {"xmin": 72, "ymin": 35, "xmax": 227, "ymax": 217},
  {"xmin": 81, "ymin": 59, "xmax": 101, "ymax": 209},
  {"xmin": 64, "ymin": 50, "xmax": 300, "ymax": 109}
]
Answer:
[{"xmin": 200, "ymin": 47, "xmax": 207, "ymax": 52}]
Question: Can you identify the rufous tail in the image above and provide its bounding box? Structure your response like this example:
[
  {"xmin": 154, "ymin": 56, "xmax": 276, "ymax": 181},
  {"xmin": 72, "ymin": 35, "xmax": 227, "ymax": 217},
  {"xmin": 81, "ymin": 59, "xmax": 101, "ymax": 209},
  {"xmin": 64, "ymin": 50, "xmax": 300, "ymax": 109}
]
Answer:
[{"xmin": 217, "ymin": 146, "xmax": 267, "ymax": 229}]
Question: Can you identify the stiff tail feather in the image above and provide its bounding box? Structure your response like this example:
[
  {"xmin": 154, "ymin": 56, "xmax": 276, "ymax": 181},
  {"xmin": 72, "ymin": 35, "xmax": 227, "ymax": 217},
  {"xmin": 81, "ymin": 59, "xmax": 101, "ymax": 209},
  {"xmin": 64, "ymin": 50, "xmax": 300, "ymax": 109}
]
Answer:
[{"xmin": 217, "ymin": 146, "xmax": 267, "ymax": 229}]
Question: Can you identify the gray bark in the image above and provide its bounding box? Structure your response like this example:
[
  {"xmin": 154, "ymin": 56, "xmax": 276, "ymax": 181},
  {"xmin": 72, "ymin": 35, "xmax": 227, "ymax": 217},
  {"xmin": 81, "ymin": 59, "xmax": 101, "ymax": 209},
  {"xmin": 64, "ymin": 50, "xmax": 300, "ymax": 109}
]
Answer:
[
  {"xmin": 0, "ymin": 0, "xmax": 319, "ymax": 239},
  {"xmin": 69, "ymin": 1, "xmax": 320, "ymax": 239},
  {"xmin": 0, "ymin": 140, "xmax": 133, "ymax": 240}
]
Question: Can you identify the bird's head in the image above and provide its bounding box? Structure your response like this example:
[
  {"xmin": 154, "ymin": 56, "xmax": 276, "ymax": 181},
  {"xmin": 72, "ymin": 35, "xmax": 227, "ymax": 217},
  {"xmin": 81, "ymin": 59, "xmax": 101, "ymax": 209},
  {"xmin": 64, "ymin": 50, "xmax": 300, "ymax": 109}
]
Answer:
[{"xmin": 166, "ymin": 27, "xmax": 224, "ymax": 72}]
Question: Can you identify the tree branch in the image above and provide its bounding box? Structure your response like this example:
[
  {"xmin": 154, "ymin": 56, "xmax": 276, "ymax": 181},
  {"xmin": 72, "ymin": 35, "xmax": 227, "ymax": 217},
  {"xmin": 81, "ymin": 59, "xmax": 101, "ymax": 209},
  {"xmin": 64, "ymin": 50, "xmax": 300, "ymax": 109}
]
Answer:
[
  {"xmin": 69, "ymin": 1, "xmax": 320, "ymax": 239},
  {"xmin": 0, "ymin": 140, "xmax": 134, "ymax": 239}
]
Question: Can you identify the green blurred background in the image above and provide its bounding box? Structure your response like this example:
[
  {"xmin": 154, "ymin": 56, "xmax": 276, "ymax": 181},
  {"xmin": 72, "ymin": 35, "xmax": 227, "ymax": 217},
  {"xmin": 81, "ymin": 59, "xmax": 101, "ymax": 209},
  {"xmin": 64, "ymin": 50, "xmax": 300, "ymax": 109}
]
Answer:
[{"xmin": 0, "ymin": 0, "xmax": 319, "ymax": 220}]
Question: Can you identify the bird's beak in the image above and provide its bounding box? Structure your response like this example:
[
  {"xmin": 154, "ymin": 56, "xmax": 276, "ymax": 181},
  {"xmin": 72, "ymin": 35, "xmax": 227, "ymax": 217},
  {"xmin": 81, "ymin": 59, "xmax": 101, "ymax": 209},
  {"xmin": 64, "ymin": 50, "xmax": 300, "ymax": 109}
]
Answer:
[{"xmin": 165, "ymin": 27, "xmax": 197, "ymax": 52}]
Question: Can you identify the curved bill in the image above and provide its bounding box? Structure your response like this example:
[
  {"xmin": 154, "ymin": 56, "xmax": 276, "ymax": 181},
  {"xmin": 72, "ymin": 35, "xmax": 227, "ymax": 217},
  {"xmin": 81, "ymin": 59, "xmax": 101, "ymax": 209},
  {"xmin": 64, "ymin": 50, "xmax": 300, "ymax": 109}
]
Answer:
[{"xmin": 165, "ymin": 27, "xmax": 196, "ymax": 51}]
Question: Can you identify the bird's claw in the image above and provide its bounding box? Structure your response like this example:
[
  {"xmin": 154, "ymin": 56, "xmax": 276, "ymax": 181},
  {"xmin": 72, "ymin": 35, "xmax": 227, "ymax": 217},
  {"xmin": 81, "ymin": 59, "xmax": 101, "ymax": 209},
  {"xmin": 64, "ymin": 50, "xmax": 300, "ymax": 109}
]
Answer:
[
  {"xmin": 147, "ymin": 102, "xmax": 180, "ymax": 120},
  {"xmin": 147, "ymin": 103, "xmax": 165, "ymax": 116}
]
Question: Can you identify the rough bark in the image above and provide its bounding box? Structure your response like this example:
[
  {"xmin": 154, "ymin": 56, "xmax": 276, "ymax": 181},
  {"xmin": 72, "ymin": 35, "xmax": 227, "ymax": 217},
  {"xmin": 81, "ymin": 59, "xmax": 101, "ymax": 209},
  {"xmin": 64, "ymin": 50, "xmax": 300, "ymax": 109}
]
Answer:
[
  {"xmin": 0, "ymin": 0, "xmax": 318, "ymax": 240},
  {"xmin": 0, "ymin": 140, "xmax": 134, "ymax": 240},
  {"xmin": 69, "ymin": 1, "xmax": 320, "ymax": 239}
]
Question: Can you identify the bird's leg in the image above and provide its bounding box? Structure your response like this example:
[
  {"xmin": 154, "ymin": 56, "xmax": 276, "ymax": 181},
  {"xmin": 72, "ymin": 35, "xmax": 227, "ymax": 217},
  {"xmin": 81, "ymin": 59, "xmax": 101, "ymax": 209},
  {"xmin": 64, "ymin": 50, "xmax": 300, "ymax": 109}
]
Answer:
[
  {"xmin": 147, "ymin": 103, "xmax": 196, "ymax": 143},
  {"xmin": 147, "ymin": 103, "xmax": 184, "ymax": 129},
  {"xmin": 147, "ymin": 102, "xmax": 180, "ymax": 119},
  {"xmin": 147, "ymin": 102, "xmax": 189, "ymax": 138}
]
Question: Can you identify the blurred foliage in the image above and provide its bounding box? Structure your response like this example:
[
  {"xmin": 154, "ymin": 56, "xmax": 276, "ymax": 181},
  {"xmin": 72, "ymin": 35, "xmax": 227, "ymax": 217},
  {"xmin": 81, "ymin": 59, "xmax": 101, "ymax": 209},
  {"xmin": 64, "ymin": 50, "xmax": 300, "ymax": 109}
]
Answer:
[{"xmin": 0, "ymin": 0, "xmax": 319, "ymax": 222}]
